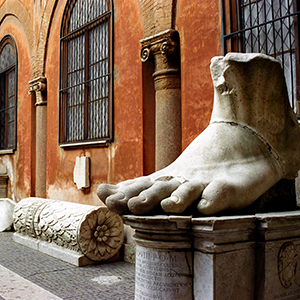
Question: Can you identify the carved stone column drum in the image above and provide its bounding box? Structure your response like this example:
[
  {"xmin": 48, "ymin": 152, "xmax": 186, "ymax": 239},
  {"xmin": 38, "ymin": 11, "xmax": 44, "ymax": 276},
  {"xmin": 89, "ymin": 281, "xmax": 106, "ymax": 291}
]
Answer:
[{"xmin": 13, "ymin": 197, "xmax": 124, "ymax": 262}]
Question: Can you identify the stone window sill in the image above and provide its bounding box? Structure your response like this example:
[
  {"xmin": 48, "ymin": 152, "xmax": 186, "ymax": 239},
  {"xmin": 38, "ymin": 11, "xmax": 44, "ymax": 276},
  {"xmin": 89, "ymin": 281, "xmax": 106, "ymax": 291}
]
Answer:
[
  {"xmin": 59, "ymin": 140, "xmax": 110, "ymax": 149},
  {"xmin": 0, "ymin": 149, "xmax": 14, "ymax": 155}
]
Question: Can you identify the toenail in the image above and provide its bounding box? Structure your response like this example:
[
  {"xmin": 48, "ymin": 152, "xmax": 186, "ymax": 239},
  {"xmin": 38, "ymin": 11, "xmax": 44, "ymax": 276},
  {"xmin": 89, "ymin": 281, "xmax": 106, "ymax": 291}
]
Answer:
[
  {"xmin": 169, "ymin": 195, "xmax": 179, "ymax": 204},
  {"xmin": 108, "ymin": 192, "xmax": 126, "ymax": 201},
  {"xmin": 137, "ymin": 195, "xmax": 147, "ymax": 202},
  {"xmin": 200, "ymin": 199, "xmax": 208, "ymax": 206},
  {"xmin": 155, "ymin": 176, "xmax": 174, "ymax": 182},
  {"xmin": 176, "ymin": 176, "xmax": 189, "ymax": 184}
]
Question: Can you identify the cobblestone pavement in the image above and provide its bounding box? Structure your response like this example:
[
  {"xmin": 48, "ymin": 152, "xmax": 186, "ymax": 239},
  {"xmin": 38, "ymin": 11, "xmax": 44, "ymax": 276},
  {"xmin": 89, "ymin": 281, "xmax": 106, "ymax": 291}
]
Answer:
[{"xmin": 0, "ymin": 232, "xmax": 135, "ymax": 300}]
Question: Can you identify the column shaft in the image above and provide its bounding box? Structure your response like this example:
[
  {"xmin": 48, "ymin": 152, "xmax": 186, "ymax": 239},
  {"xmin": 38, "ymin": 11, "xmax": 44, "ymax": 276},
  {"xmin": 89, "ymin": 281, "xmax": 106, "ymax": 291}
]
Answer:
[
  {"xmin": 29, "ymin": 77, "xmax": 47, "ymax": 198},
  {"xmin": 141, "ymin": 29, "xmax": 181, "ymax": 170}
]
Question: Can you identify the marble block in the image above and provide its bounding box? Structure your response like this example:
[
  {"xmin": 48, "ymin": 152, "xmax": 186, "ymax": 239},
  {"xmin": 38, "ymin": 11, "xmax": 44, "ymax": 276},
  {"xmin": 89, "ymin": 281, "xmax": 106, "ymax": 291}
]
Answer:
[
  {"xmin": 123, "ymin": 215, "xmax": 193, "ymax": 300},
  {"xmin": 135, "ymin": 246, "xmax": 193, "ymax": 300},
  {"xmin": 192, "ymin": 215, "xmax": 256, "ymax": 300},
  {"xmin": 255, "ymin": 211, "xmax": 300, "ymax": 300},
  {"xmin": 124, "ymin": 211, "xmax": 300, "ymax": 300},
  {"xmin": 0, "ymin": 198, "xmax": 16, "ymax": 231},
  {"xmin": 74, "ymin": 156, "xmax": 90, "ymax": 190},
  {"xmin": 13, "ymin": 233, "xmax": 96, "ymax": 267}
]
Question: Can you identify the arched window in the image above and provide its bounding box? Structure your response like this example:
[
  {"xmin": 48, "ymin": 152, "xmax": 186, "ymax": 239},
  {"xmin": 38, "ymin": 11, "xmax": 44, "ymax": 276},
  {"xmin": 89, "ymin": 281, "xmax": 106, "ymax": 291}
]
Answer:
[
  {"xmin": 59, "ymin": 0, "xmax": 113, "ymax": 146},
  {"xmin": 222, "ymin": 0, "xmax": 300, "ymax": 115},
  {"xmin": 0, "ymin": 35, "xmax": 17, "ymax": 151}
]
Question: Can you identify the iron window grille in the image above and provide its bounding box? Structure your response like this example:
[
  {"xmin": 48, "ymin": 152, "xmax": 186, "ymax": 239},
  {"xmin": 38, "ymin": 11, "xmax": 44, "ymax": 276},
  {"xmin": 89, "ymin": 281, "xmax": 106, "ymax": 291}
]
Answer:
[
  {"xmin": 0, "ymin": 35, "xmax": 17, "ymax": 151},
  {"xmin": 221, "ymin": 0, "xmax": 300, "ymax": 115},
  {"xmin": 59, "ymin": 0, "xmax": 113, "ymax": 146}
]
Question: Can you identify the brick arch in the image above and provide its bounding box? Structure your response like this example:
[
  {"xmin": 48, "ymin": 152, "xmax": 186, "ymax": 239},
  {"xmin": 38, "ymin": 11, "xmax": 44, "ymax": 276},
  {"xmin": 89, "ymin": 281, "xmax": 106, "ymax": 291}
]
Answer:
[
  {"xmin": 0, "ymin": 0, "xmax": 35, "ymax": 74},
  {"xmin": 139, "ymin": 0, "xmax": 177, "ymax": 37},
  {"xmin": 35, "ymin": 0, "xmax": 60, "ymax": 77}
]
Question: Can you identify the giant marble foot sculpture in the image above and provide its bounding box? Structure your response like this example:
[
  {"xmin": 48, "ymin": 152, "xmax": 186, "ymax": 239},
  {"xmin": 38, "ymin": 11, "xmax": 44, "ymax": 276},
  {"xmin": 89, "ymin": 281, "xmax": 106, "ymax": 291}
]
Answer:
[{"xmin": 97, "ymin": 53, "xmax": 300, "ymax": 216}]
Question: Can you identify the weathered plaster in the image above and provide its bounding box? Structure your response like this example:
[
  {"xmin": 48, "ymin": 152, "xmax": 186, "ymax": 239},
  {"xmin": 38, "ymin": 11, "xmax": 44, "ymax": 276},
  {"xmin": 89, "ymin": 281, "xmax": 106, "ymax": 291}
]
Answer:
[{"xmin": 0, "ymin": 14, "xmax": 33, "ymax": 201}]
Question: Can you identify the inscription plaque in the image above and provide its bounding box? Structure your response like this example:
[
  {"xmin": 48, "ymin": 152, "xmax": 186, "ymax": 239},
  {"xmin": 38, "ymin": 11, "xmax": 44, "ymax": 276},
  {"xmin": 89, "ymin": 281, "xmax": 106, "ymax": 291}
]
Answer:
[{"xmin": 135, "ymin": 246, "xmax": 193, "ymax": 300}]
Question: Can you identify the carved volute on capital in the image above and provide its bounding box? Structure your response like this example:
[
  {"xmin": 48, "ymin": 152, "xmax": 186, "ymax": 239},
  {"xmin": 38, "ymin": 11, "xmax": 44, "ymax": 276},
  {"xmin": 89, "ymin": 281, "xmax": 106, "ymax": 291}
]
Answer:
[
  {"xmin": 160, "ymin": 37, "xmax": 177, "ymax": 55},
  {"xmin": 140, "ymin": 29, "xmax": 179, "ymax": 64},
  {"xmin": 140, "ymin": 35, "xmax": 177, "ymax": 62},
  {"xmin": 140, "ymin": 46, "xmax": 152, "ymax": 63},
  {"xmin": 28, "ymin": 76, "xmax": 47, "ymax": 106},
  {"xmin": 140, "ymin": 29, "xmax": 181, "ymax": 90}
]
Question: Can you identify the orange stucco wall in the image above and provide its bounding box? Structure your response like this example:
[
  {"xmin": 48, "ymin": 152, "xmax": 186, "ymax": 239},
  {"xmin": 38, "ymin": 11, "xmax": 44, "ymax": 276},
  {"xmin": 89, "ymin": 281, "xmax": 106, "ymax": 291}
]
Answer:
[
  {"xmin": 45, "ymin": 0, "xmax": 144, "ymax": 205},
  {"xmin": 0, "ymin": 0, "xmax": 223, "ymax": 205},
  {"xmin": 176, "ymin": 0, "xmax": 222, "ymax": 150},
  {"xmin": 0, "ymin": 13, "xmax": 33, "ymax": 201}
]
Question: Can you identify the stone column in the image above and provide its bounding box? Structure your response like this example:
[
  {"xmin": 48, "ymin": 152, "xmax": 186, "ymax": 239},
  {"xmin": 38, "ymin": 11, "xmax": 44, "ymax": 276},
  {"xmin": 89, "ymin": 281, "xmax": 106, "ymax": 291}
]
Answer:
[
  {"xmin": 255, "ymin": 211, "xmax": 300, "ymax": 300},
  {"xmin": 28, "ymin": 77, "xmax": 47, "ymax": 198},
  {"xmin": 123, "ymin": 215, "xmax": 193, "ymax": 300},
  {"xmin": 140, "ymin": 29, "xmax": 181, "ymax": 170},
  {"xmin": 13, "ymin": 197, "xmax": 124, "ymax": 266},
  {"xmin": 192, "ymin": 215, "xmax": 256, "ymax": 300}
]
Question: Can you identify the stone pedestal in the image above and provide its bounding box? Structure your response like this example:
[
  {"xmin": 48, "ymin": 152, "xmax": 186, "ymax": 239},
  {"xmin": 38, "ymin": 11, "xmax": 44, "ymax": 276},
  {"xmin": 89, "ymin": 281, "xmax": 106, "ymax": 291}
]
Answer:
[
  {"xmin": 255, "ymin": 211, "xmax": 300, "ymax": 300},
  {"xmin": 192, "ymin": 216, "xmax": 256, "ymax": 300},
  {"xmin": 123, "ymin": 215, "xmax": 193, "ymax": 300},
  {"xmin": 124, "ymin": 211, "xmax": 300, "ymax": 300}
]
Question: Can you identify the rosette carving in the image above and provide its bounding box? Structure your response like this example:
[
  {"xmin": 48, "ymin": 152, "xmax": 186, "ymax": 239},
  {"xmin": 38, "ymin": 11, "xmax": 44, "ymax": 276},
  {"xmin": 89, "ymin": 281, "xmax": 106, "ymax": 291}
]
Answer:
[
  {"xmin": 78, "ymin": 207, "xmax": 124, "ymax": 261},
  {"xmin": 13, "ymin": 198, "xmax": 124, "ymax": 262}
]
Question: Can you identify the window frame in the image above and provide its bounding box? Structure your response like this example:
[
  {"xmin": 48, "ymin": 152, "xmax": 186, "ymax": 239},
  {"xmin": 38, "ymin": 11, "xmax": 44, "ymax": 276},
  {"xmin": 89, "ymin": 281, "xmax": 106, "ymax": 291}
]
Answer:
[
  {"xmin": 221, "ymin": 0, "xmax": 300, "ymax": 115},
  {"xmin": 59, "ymin": 0, "xmax": 114, "ymax": 147},
  {"xmin": 0, "ymin": 34, "xmax": 17, "ymax": 153}
]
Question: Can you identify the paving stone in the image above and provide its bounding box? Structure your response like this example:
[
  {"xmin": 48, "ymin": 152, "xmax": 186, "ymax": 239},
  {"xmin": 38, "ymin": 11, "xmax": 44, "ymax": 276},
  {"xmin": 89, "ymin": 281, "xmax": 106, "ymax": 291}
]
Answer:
[{"xmin": 0, "ymin": 232, "xmax": 135, "ymax": 300}]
